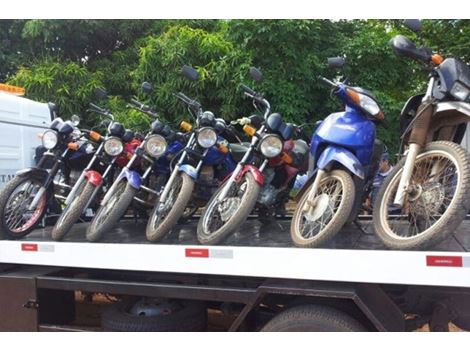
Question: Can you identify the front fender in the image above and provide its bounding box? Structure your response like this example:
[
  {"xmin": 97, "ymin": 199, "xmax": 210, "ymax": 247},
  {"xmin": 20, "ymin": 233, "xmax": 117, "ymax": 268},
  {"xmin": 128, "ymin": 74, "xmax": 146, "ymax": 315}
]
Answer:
[
  {"xmin": 236, "ymin": 165, "xmax": 264, "ymax": 186},
  {"xmin": 15, "ymin": 167, "xmax": 49, "ymax": 180},
  {"xmin": 118, "ymin": 168, "xmax": 142, "ymax": 190},
  {"xmin": 179, "ymin": 164, "xmax": 198, "ymax": 180},
  {"xmin": 317, "ymin": 145, "xmax": 365, "ymax": 179},
  {"xmin": 85, "ymin": 170, "xmax": 102, "ymax": 187}
]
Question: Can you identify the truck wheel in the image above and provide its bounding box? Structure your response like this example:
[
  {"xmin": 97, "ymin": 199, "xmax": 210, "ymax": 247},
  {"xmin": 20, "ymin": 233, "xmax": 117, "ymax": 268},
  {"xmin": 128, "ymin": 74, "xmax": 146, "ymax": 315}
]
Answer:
[
  {"xmin": 101, "ymin": 297, "xmax": 207, "ymax": 332},
  {"xmin": 261, "ymin": 305, "xmax": 367, "ymax": 332},
  {"xmin": 51, "ymin": 181, "xmax": 96, "ymax": 241}
]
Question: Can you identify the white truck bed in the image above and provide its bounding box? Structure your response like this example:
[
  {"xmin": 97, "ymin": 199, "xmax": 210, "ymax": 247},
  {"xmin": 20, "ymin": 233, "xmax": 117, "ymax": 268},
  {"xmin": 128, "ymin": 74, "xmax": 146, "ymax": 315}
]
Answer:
[{"xmin": 0, "ymin": 218, "xmax": 469, "ymax": 288}]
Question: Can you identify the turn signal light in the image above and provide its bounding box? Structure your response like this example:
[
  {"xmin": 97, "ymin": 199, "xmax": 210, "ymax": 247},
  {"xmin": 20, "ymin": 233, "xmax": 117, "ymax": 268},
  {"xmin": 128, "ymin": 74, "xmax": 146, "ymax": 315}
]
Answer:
[
  {"xmin": 0, "ymin": 83, "xmax": 25, "ymax": 96},
  {"xmin": 432, "ymin": 54, "xmax": 444, "ymax": 65},
  {"xmin": 346, "ymin": 88, "xmax": 361, "ymax": 104},
  {"xmin": 180, "ymin": 121, "xmax": 193, "ymax": 132},
  {"xmin": 281, "ymin": 152, "xmax": 293, "ymax": 165},
  {"xmin": 218, "ymin": 143, "xmax": 229, "ymax": 154},
  {"xmin": 37, "ymin": 133, "xmax": 44, "ymax": 140},
  {"xmin": 67, "ymin": 142, "xmax": 79, "ymax": 151},
  {"xmin": 89, "ymin": 131, "xmax": 102, "ymax": 142},
  {"xmin": 243, "ymin": 124, "xmax": 257, "ymax": 137}
]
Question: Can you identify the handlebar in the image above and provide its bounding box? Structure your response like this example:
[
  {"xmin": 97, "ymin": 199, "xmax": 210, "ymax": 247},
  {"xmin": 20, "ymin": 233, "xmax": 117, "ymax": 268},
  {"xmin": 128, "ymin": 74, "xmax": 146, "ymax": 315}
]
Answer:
[
  {"xmin": 128, "ymin": 99, "xmax": 158, "ymax": 119},
  {"xmin": 318, "ymin": 76, "xmax": 337, "ymax": 88},
  {"xmin": 175, "ymin": 92, "xmax": 201, "ymax": 111}
]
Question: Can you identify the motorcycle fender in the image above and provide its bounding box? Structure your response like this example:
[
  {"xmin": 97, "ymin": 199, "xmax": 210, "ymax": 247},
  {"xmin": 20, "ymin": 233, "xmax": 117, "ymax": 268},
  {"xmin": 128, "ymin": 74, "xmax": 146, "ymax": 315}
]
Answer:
[
  {"xmin": 84, "ymin": 170, "xmax": 102, "ymax": 187},
  {"xmin": 236, "ymin": 165, "xmax": 264, "ymax": 186},
  {"xmin": 179, "ymin": 164, "xmax": 198, "ymax": 180},
  {"xmin": 317, "ymin": 145, "xmax": 365, "ymax": 179},
  {"xmin": 119, "ymin": 169, "xmax": 142, "ymax": 190},
  {"xmin": 15, "ymin": 167, "xmax": 49, "ymax": 181},
  {"xmin": 294, "ymin": 169, "xmax": 318, "ymax": 202}
]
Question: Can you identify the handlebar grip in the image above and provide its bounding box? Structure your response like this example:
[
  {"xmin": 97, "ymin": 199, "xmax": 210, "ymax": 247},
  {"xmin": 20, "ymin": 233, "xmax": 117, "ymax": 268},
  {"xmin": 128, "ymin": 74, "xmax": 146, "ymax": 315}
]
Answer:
[
  {"xmin": 318, "ymin": 76, "xmax": 336, "ymax": 87},
  {"xmin": 241, "ymin": 84, "xmax": 256, "ymax": 96},
  {"xmin": 176, "ymin": 92, "xmax": 191, "ymax": 104},
  {"xmin": 89, "ymin": 103, "xmax": 104, "ymax": 112}
]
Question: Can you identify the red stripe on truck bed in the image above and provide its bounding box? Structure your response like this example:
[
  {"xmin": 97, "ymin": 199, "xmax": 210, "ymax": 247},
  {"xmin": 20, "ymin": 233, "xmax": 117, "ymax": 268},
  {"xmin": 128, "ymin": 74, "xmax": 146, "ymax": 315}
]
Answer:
[
  {"xmin": 185, "ymin": 248, "xmax": 209, "ymax": 258},
  {"xmin": 21, "ymin": 243, "xmax": 38, "ymax": 252},
  {"xmin": 426, "ymin": 255, "xmax": 463, "ymax": 267}
]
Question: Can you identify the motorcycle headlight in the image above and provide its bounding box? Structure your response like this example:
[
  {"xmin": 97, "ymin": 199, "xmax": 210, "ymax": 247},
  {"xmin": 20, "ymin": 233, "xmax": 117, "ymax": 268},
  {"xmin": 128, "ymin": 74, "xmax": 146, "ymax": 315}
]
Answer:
[
  {"xmin": 259, "ymin": 134, "xmax": 283, "ymax": 158},
  {"xmin": 197, "ymin": 127, "xmax": 217, "ymax": 148},
  {"xmin": 145, "ymin": 134, "xmax": 167, "ymax": 158},
  {"xmin": 346, "ymin": 88, "xmax": 384, "ymax": 120},
  {"xmin": 450, "ymin": 81, "xmax": 470, "ymax": 102},
  {"xmin": 42, "ymin": 130, "xmax": 58, "ymax": 149},
  {"xmin": 104, "ymin": 137, "xmax": 124, "ymax": 156}
]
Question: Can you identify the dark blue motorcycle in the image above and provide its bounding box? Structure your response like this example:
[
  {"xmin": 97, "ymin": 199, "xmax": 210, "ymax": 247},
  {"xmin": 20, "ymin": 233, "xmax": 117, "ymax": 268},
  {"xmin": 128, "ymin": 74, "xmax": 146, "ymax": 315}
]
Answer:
[
  {"xmin": 145, "ymin": 65, "xmax": 238, "ymax": 242},
  {"xmin": 290, "ymin": 57, "xmax": 385, "ymax": 247},
  {"xmin": 85, "ymin": 85, "xmax": 186, "ymax": 242}
]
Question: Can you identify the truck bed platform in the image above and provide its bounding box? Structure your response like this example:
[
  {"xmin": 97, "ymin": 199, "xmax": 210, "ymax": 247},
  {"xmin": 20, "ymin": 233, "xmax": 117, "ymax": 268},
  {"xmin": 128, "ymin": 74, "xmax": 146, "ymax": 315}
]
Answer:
[{"xmin": 1, "ymin": 218, "xmax": 469, "ymax": 288}]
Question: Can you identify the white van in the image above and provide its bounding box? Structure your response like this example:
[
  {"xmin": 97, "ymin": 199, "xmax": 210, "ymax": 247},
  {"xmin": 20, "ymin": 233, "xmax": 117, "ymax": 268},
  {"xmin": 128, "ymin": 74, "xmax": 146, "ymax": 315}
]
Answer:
[{"xmin": 0, "ymin": 90, "xmax": 52, "ymax": 189}]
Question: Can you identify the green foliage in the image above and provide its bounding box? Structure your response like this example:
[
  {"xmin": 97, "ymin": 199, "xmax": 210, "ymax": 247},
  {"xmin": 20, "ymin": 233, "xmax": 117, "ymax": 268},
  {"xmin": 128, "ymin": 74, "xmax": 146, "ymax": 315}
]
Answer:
[
  {"xmin": 134, "ymin": 25, "xmax": 252, "ymax": 125},
  {"xmin": 3, "ymin": 19, "xmax": 470, "ymax": 158},
  {"xmin": 8, "ymin": 60, "xmax": 103, "ymax": 121}
]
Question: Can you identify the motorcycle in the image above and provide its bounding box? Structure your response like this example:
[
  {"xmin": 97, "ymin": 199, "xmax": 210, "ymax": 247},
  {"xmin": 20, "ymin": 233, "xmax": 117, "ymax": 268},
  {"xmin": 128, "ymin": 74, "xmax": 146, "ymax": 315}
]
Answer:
[
  {"xmin": 197, "ymin": 67, "xmax": 309, "ymax": 245},
  {"xmin": 145, "ymin": 65, "xmax": 238, "ymax": 242},
  {"xmin": 373, "ymin": 19, "xmax": 470, "ymax": 250},
  {"xmin": 0, "ymin": 110, "xmax": 93, "ymax": 239},
  {"xmin": 290, "ymin": 57, "xmax": 385, "ymax": 248},
  {"xmin": 51, "ymin": 89, "xmax": 138, "ymax": 241},
  {"xmin": 86, "ymin": 83, "xmax": 185, "ymax": 242}
]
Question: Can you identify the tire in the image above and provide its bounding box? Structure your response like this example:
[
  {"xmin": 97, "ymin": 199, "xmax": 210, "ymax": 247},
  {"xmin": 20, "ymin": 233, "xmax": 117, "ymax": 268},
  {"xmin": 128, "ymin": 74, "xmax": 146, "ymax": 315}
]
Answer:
[
  {"xmin": 373, "ymin": 141, "xmax": 470, "ymax": 250},
  {"xmin": 86, "ymin": 180, "xmax": 137, "ymax": 242},
  {"xmin": 0, "ymin": 176, "xmax": 48, "ymax": 239},
  {"xmin": 290, "ymin": 169, "xmax": 355, "ymax": 248},
  {"xmin": 51, "ymin": 181, "xmax": 96, "ymax": 241},
  {"xmin": 261, "ymin": 305, "xmax": 367, "ymax": 332},
  {"xmin": 146, "ymin": 172, "xmax": 194, "ymax": 242},
  {"xmin": 101, "ymin": 298, "xmax": 207, "ymax": 332},
  {"xmin": 197, "ymin": 172, "xmax": 260, "ymax": 245}
]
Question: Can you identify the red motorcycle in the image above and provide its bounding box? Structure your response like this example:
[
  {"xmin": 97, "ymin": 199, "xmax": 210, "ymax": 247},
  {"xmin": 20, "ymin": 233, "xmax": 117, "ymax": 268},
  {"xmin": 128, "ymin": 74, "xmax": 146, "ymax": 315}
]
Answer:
[{"xmin": 197, "ymin": 68, "xmax": 309, "ymax": 245}]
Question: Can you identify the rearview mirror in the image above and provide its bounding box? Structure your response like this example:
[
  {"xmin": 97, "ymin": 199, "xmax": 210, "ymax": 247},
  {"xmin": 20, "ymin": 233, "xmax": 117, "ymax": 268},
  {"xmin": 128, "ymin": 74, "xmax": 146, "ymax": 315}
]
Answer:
[
  {"xmin": 327, "ymin": 57, "xmax": 346, "ymax": 69},
  {"xmin": 141, "ymin": 82, "xmax": 153, "ymax": 94},
  {"xmin": 71, "ymin": 114, "xmax": 80, "ymax": 126},
  {"xmin": 403, "ymin": 19, "xmax": 422, "ymax": 33},
  {"xmin": 94, "ymin": 87, "xmax": 108, "ymax": 100},
  {"xmin": 249, "ymin": 67, "xmax": 263, "ymax": 82},
  {"xmin": 181, "ymin": 65, "xmax": 199, "ymax": 81}
]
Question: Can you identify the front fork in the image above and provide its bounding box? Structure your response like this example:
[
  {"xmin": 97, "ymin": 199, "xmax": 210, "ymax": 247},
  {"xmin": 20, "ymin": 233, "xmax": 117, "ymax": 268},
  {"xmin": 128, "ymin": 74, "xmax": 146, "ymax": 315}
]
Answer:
[
  {"xmin": 302, "ymin": 169, "xmax": 326, "ymax": 212},
  {"xmin": 28, "ymin": 149, "xmax": 67, "ymax": 211},
  {"xmin": 393, "ymin": 143, "xmax": 421, "ymax": 207}
]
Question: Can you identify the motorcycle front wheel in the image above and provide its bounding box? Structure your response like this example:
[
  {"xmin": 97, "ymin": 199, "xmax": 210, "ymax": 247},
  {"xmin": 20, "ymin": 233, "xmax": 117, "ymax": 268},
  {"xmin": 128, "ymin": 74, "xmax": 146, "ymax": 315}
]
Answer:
[
  {"xmin": 86, "ymin": 180, "xmax": 137, "ymax": 242},
  {"xmin": 197, "ymin": 172, "xmax": 260, "ymax": 245},
  {"xmin": 373, "ymin": 141, "xmax": 470, "ymax": 250},
  {"xmin": 290, "ymin": 169, "xmax": 355, "ymax": 248},
  {"xmin": 52, "ymin": 180, "xmax": 96, "ymax": 241},
  {"xmin": 146, "ymin": 172, "xmax": 194, "ymax": 242},
  {"xmin": 0, "ymin": 176, "xmax": 48, "ymax": 239}
]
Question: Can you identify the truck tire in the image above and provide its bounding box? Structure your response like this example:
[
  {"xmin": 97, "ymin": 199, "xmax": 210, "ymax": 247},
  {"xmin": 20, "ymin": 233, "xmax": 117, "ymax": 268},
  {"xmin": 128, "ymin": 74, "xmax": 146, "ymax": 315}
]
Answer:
[
  {"xmin": 101, "ymin": 298, "xmax": 207, "ymax": 332},
  {"xmin": 86, "ymin": 181, "xmax": 137, "ymax": 242},
  {"xmin": 261, "ymin": 305, "xmax": 367, "ymax": 332},
  {"xmin": 51, "ymin": 181, "xmax": 96, "ymax": 241}
]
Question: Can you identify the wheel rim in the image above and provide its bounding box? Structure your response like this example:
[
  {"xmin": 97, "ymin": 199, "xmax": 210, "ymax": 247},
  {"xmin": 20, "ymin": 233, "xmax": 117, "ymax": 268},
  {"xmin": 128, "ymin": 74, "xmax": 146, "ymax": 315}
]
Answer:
[
  {"xmin": 149, "ymin": 176, "xmax": 183, "ymax": 231},
  {"xmin": 55, "ymin": 181, "xmax": 86, "ymax": 229},
  {"xmin": 379, "ymin": 149, "xmax": 461, "ymax": 241},
  {"xmin": 202, "ymin": 178, "xmax": 247, "ymax": 235},
  {"xmin": 294, "ymin": 174, "xmax": 345, "ymax": 241},
  {"xmin": 4, "ymin": 179, "xmax": 46, "ymax": 233},
  {"xmin": 92, "ymin": 182, "xmax": 127, "ymax": 228}
]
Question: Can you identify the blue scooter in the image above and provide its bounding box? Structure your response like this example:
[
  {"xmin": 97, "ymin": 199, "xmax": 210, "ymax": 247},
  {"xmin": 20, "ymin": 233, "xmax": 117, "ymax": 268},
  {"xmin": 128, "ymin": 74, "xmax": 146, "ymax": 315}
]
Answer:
[{"xmin": 290, "ymin": 57, "xmax": 385, "ymax": 247}]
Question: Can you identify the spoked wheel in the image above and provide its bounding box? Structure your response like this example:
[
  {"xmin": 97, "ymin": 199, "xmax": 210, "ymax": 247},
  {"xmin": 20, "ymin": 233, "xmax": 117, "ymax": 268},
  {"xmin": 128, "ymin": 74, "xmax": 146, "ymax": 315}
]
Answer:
[
  {"xmin": 290, "ymin": 170, "xmax": 355, "ymax": 248},
  {"xmin": 52, "ymin": 180, "xmax": 96, "ymax": 241},
  {"xmin": 86, "ymin": 180, "xmax": 137, "ymax": 242},
  {"xmin": 197, "ymin": 173, "xmax": 260, "ymax": 245},
  {"xmin": 146, "ymin": 172, "xmax": 194, "ymax": 242},
  {"xmin": 0, "ymin": 176, "xmax": 48, "ymax": 239},
  {"xmin": 373, "ymin": 141, "xmax": 470, "ymax": 250}
]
